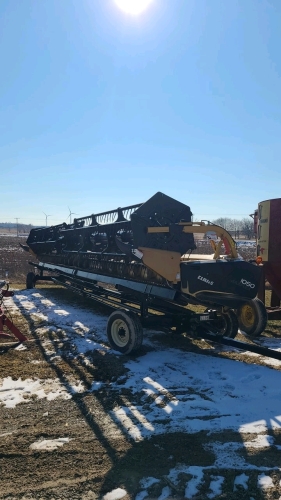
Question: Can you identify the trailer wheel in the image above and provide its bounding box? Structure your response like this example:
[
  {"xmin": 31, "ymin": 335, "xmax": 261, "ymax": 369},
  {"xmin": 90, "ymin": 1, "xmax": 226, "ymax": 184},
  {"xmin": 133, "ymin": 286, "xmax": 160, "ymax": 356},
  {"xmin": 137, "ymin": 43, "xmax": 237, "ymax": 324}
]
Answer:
[
  {"xmin": 107, "ymin": 309, "xmax": 143, "ymax": 354},
  {"xmin": 26, "ymin": 272, "xmax": 36, "ymax": 289},
  {"xmin": 237, "ymin": 298, "xmax": 268, "ymax": 337},
  {"xmin": 214, "ymin": 310, "xmax": 238, "ymax": 339}
]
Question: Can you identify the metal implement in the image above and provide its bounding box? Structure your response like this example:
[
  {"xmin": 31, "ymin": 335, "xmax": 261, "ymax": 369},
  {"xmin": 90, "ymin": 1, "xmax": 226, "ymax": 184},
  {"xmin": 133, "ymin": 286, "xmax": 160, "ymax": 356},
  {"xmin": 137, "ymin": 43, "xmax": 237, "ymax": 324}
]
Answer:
[
  {"xmin": 22, "ymin": 192, "xmax": 267, "ymax": 353},
  {"xmin": 249, "ymin": 198, "xmax": 281, "ymax": 321},
  {"xmin": 0, "ymin": 281, "xmax": 27, "ymax": 344}
]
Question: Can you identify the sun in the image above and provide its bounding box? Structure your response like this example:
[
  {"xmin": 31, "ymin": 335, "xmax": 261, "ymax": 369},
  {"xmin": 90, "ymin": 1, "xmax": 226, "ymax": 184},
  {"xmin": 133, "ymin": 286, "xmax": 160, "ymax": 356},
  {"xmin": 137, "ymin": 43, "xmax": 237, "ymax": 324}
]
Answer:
[{"xmin": 114, "ymin": 0, "xmax": 154, "ymax": 16}]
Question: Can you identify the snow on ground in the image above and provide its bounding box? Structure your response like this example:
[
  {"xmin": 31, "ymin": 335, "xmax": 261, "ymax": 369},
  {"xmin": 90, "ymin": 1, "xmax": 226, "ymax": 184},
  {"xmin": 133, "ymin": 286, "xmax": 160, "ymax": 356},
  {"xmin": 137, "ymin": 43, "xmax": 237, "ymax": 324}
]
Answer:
[
  {"xmin": 258, "ymin": 473, "xmax": 274, "ymax": 489},
  {"xmin": 111, "ymin": 349, "xmax": 281, "ymax": 438},
  {"xmin": 0, "ymin": 376, "xmax": 73, "ymax": 408},
  {"xmin": 233, "ymin": 472, "xmax": 249, "ymax": 491},
  {"xmin": 2, "ymin": 288, "xmax": 281, "ymax": 497},
  {"xmin": 29, "ymin": 437, "xmax": 71, "ymax": 451},
  {"xmin": 103, "ymin": 488, "xmax": 127, "ymax": 500}
]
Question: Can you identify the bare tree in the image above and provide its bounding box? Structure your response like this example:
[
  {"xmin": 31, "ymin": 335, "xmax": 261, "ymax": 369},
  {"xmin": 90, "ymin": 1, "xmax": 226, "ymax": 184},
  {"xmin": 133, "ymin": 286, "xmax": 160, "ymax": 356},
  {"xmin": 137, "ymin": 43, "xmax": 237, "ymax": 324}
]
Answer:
[
  {"xmin": 240, "ymin": 218, "xmax": 254, "ymax": 239},
  {"xmin": 211, "ymin": 217, "xmax": 254, "ymax": 239},
  {"xmin": 211, "ymin": 218, "xmax": 234, "ymax": 231}
]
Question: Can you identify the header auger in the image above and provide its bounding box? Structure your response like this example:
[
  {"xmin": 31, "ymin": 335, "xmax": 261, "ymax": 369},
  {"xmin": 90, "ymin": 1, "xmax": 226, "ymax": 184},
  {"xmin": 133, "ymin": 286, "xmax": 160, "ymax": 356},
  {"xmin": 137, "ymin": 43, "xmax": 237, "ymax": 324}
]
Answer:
[{"xmin": 22, "ymin": 192, "xmax": 267, "ymax": 353}]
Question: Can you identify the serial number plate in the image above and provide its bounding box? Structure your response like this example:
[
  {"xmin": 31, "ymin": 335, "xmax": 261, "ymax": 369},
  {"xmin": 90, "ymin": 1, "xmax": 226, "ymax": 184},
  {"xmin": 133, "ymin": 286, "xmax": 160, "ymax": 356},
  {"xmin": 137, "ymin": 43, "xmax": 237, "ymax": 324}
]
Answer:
[{"xmin": 200, "ymin": 315, "xmax": 210, "ymax": 321}]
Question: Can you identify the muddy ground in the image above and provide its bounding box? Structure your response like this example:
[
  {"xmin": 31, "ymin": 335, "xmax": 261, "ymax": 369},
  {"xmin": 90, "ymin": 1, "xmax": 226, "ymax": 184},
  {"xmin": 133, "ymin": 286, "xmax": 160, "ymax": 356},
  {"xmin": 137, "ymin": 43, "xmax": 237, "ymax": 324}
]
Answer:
[
  {"xmin": 1, "ymin": 234, "xmax": 280, "ymax": 500},
  {"xmin": 1, "ymin": 284, "xmax": 281, "ymax": 500}
]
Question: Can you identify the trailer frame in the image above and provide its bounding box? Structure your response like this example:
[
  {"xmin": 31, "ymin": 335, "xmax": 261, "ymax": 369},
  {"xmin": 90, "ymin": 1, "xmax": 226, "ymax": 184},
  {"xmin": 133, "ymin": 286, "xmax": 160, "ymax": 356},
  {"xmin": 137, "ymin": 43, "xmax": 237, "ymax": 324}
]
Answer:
[{"xmin": 26, "ymin": 261, "xmax": 281, "ymax": 361}]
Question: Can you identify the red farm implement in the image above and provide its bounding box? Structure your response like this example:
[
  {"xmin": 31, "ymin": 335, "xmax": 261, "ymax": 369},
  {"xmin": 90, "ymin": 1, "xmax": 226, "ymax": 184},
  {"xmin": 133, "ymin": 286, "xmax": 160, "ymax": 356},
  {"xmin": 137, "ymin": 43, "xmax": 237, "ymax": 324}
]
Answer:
[
  {"xmin": 0, "ymin": 281, "xmax": 27, "ymax": 344},
  {"xmin": 251, "ymin": 198, "xmax": 281, "ymax": 320}
]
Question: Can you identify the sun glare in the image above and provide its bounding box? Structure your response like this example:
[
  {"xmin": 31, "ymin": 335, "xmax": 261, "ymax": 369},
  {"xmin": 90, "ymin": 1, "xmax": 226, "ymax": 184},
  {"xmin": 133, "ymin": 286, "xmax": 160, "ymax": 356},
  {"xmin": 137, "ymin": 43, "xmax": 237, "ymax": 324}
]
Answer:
[{"xmin": 114, "ymin": 0, "xmax": 154, "ymax": 16}]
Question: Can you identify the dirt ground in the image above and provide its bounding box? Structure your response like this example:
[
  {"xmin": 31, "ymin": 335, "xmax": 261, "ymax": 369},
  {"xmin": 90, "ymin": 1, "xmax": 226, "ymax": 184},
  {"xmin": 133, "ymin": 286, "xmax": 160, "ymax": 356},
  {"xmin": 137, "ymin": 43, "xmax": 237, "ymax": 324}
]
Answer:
[
  {"xmin": 0, "ymin": 236, "xmax": 32, "ymax": 282},
  {"xmin": 1, "ymin": 234, "xmax": 280, "ymax": 500},
  {"xmin": 1, "ymin": 284, "xmax": 281, "ymax": 500}
]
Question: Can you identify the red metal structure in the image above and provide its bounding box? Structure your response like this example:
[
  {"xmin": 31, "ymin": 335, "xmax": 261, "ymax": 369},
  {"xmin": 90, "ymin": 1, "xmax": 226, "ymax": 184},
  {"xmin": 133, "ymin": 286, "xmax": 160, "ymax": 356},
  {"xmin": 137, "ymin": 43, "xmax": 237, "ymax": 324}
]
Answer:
[
  {"xmin": 0, "ymin": 281, "xmax": 27, "ymax": 343},
  {"xmin": 254, "ymin": 198, "xmax": 281, "ymax": 318}
]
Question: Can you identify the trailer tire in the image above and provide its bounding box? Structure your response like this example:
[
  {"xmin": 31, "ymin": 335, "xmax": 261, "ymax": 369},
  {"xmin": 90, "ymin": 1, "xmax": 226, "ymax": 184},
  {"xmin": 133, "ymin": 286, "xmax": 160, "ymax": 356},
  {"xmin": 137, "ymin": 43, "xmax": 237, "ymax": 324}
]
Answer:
[
  {"xmin": 107, "ymin": 309, "xmax": 143, "ymax": 354},
  {"xmin": 237, "ymin": 298, "xmax": 268, "ymax": 337},
  {"xmin": 26, "ymin": 272, "xmax": 36, "ymax": 289},
  {"xmin": 214, "ymin": 310, "xmax": 238, "ymax": 339}
]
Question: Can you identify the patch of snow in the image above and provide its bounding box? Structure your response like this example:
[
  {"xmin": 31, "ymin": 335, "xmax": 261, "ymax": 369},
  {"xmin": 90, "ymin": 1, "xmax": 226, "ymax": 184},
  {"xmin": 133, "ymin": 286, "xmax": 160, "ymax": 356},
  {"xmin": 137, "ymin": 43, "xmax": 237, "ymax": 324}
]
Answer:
[
  {"xmin": 73, "ymin": 320, "xmax": 89, "ymax": 333},
  {"xmin": 109, "ymin": 349, "xmax": 281, "ymax": 440},
  {"xmin": 0, "ymin": 376, "xmax": 72, "ymax": 408},
  {"xmin": 139, "ymin": 477, "xmax": 159, "ymax": 488},
  {"xmin": 239, "ymin": 420, "xmax": 270, "ymax": 434},
  {"xmin": 207, "ymin": 475, "xmax": 224, "ymax": 498},
  {"xmin": 102, "ymin": 488, "xmax": 127, "ymax": 500},
  {"xmin": 139, "ymin": 476, "xmax": 159, "ymax": 488},
  {"xmin": 158, "ymin": 486, "xmax": 171, "ymax": 500},
  {"xmin": 185, "ymin": 466, "xmax": 204, "ymax": 498},
  {"xmin": 257, "ymin": 473, "xmax": 274, "ymax": 489},
  {"xmin": 234, "ymin": 473, "xmax": 249, "ymax": 491},
  {"xmin": 41, "ymin": 298, "xmax": 55, "ymax": 307},
  {"xmin": 205, "ymin": 441, "xmax": 279, "ymax": 471},
  {"xmin": 91, "ymin": 381, "xmax": 104, "ymax": 391},
  {"xmin": 135, "ymin": 491, "xmax": 148, "ymax": 500},
  {"xmin": 30, "ymin": 437, "xmax": 71, "ymax": 451},
  {"xmin": 69, "ymin": 381, "xmax": 86, "ymax": 394},
  {"xmin": 244, "ymin": 434, "xmax": 274, "ymax": 448},
  {"xmin": 54, "ymin": 309, "xmax": 70, "ymax": 316},
  {"xmin": 166, "ymin": 464, "xmax": 189, "ymax": 485},
  {"xmin": 14, "ymin": 343, "xmax": 27, "ymax": 351},
  {"xmin": 112, "ymin": 407, "xmax": 147, "ymax": 441}
]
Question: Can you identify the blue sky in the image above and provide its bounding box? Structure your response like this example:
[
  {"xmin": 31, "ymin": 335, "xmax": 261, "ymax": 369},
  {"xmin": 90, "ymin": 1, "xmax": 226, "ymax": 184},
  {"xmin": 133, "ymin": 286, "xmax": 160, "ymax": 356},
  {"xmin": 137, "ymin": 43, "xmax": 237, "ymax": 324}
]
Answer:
[{"xmin": 1, "ymin": 0, "xmax": 281, "ymax": 226}]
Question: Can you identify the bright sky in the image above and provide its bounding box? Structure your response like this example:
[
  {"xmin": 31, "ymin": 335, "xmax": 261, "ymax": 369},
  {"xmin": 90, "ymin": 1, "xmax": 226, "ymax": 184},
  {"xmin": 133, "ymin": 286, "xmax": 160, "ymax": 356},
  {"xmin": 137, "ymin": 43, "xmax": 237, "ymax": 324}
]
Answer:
[{"xmin": 1, "ymin": 0, "xmax": 281, "ymax": 226}]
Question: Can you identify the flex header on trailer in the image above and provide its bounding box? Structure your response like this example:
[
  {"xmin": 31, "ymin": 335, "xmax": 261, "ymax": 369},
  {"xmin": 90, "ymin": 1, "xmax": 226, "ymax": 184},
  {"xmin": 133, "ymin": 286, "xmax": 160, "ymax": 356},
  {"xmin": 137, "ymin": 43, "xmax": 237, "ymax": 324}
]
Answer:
[{"xmin": 22, "ymin": 192, "xmax": 266, "ymax": 353}]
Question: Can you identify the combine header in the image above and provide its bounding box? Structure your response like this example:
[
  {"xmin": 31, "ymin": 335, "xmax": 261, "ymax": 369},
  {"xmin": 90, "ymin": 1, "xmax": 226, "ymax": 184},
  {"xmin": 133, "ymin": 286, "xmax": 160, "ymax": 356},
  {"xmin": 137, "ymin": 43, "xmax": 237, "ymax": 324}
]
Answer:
[{"xmin": 22, "ymin": 192, "xmax": 267, "ymax": 354}]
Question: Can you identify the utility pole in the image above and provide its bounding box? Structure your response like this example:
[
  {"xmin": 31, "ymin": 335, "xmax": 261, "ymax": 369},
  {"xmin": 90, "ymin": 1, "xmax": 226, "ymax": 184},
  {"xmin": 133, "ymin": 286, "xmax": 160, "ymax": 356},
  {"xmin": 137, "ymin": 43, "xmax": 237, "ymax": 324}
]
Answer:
[
  {"xmin": 43, "ymin": 212, "xmax": 52, "ymax": 227},
  {"xmin": 15, "ymin": 218, "xmax": 19, "ymax": 237}
]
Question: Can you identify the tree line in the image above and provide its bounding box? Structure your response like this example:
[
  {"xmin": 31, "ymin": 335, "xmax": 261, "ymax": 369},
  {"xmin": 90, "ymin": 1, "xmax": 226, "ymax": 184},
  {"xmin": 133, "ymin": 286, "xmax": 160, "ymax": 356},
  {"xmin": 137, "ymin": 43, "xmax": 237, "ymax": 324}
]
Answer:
[
  {"xmin": 0, "ymin": 218, "xmax": 255, "ymax": 239},
  {"xmin": 210, "ymin": 217, "xmax": 254, "ymax": 239},
  {"xmin": 0, "ymin": 222, "xmax": 35, "ymax": 233}
]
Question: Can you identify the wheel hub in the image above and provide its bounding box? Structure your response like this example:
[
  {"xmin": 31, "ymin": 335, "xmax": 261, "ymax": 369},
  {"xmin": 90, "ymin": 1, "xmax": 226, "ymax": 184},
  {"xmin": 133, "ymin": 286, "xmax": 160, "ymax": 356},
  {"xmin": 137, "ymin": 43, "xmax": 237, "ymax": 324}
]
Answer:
[
  {"xmin": 111, "ymin": 319, "xmax": 130, "ymax": 347},
  {"xmin": 240, "ymin": 304, "xmax": 255, "ymax": 328}
]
